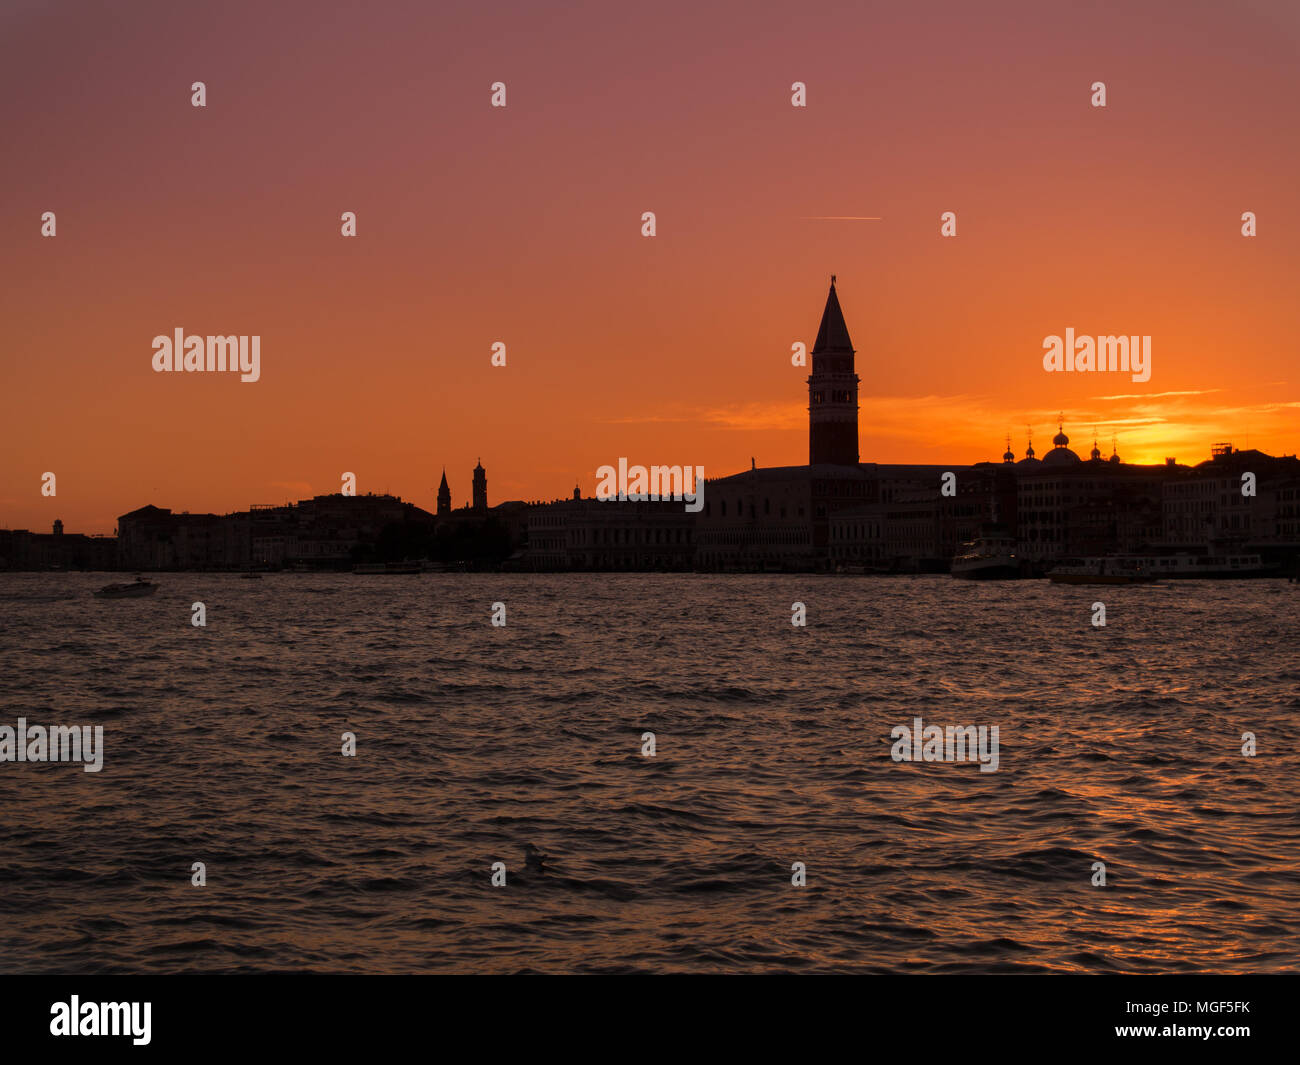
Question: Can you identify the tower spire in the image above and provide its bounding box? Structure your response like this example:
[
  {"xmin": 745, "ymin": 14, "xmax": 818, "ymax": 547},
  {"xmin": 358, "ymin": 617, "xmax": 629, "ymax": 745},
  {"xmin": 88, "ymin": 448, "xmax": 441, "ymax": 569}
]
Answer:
[
  {"xmin": 437, "ymin": 467, "xmax": 451, "ymax": 516},
  {"xmin": 807, "ymin": 278, "xmax": 859, "ymax": 466},
  {"xmin": 472, "ymin": 460, "xmax": 488, "ymax": 512},
  {"xmin": 812, "ymin": 278, "xmax": 854, "ymax": 353}
]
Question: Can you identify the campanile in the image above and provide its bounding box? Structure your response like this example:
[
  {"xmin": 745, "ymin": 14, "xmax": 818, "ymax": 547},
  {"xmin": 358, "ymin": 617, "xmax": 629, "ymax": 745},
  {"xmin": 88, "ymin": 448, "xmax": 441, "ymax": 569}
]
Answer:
[{"xmin": 807, "ymin": 277, "xmax": 860, "ymax": 466}]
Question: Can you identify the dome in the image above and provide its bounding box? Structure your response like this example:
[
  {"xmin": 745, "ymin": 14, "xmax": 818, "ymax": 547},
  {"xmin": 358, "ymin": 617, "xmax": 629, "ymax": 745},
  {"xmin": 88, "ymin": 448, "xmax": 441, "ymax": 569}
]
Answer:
[
  {"xmin": 1002, "ymin": 446, "xmax": 1015, "ymax": 463},
  {"xmin": 1053, "ymin": 429, "xmax": 1069, "ymax": 447},
  {"xmin": 1042, "ymin": 445, "xmax": 1081, "ymax": 467}
]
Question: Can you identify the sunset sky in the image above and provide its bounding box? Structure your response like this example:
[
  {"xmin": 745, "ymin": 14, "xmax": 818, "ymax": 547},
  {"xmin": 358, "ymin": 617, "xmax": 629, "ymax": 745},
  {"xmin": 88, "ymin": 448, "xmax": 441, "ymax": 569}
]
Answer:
[{"xmin": 3, "ymin": 0, "xmax": 1298, "ymax": 533}]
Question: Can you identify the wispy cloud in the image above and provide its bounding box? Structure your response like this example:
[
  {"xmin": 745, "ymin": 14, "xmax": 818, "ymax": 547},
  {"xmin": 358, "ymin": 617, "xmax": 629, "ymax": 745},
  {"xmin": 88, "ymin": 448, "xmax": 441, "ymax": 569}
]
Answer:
[{"xmin": 1094, "ymin": 389, "xmax": 1221, "ymax": 400}]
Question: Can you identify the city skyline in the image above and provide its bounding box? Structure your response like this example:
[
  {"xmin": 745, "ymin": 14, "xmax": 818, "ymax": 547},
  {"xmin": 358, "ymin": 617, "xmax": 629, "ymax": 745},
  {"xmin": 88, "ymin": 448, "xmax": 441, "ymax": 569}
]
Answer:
[
  {"xmin": 4, "ymin": 0, "xmax": 1299, "ymax": 1006},
  {"xmin": 4, "ymin": 0, "xmax": 1299, "ymax": 535}
]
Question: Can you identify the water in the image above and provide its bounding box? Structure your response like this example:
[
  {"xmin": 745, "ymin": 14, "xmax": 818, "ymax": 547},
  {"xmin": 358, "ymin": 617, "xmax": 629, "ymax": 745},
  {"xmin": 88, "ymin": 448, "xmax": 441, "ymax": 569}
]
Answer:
[{"xmin": 1, "ymin": 573, "xmax": 1298, "ymax": 974}]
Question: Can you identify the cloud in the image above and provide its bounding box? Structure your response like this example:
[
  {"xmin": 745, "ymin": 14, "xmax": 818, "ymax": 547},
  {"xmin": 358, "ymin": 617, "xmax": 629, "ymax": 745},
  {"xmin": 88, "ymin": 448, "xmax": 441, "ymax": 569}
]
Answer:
[{"xmin": 1094, "ymin": 389, "xmax": 1221, "ymax": 400}]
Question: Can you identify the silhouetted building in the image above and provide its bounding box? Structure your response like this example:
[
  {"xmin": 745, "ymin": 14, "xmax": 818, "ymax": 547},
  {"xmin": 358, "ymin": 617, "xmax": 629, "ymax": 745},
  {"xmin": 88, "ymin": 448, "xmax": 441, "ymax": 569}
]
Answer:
[
  {"xmin": 115, "ymin": 494, "xmax": 435, "ymax": 570},
  {"xmin": 472, "ymin": 460, "xmax": 488, "ymax": 513},
  {"xmin": 117, "ymin": 505, "xmax": 247, "ymax": 570},
  {"xmin": 807, "ymin": 277, "xmax": 860, "ymax": 467},
  {"xmin": 521, "ymin": 494, "xmax": 694, "ymax": 570},
  {"xmin": 696, "ymin": 465, "xmax": 866, "ymax": 570},
  {"xmin": 0, "ymin": 521, "xmax": 117, "ymax": 571},
  {"xmin": 437, "ymin": 470, "xmax": 451, "ymax": 516}
]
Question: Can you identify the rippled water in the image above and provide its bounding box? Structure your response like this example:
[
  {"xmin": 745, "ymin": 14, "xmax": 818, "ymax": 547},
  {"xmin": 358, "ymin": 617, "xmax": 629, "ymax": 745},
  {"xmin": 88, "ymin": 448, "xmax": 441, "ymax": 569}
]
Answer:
[{"xmin": 1, "ymin": 573, "xmax": 1298, "ymax": 973}]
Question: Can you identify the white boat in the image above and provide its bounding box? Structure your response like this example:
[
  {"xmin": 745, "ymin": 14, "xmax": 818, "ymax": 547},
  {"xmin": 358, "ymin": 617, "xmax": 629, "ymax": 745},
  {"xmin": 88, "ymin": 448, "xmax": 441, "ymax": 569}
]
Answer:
[
  {"xmin": 94, "ymin": 577, "xmax": 159, "ymax": 598},
  {"xmin": 352, "ymin": 561, "xmax": 422, "ymax": 574},
  {"xmin": 1120, "ymin": 552, "xmax": 1276, "ymax": 579},
  {"xmin": 951, "ymin": 531, "xmax": 1020, "ymax": 580},
  {"xmin": 1048, "ymin": 558, "xmax": 1157, "ymax": 585}
]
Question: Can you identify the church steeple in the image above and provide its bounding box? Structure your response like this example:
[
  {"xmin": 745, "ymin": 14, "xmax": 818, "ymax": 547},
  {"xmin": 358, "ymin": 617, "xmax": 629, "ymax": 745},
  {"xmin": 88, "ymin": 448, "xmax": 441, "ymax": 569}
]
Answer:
[
  {"xmin": 807, "ymin": 276, "xmax": 860, "ymax": 467},
  {"xmin": 472, "ymin": 459, "xmax": 487, "ymax": 513},
  {"xmin": 437, "ymin": 468, "xmax": 451, "ymax": 516},
  {"xmin": 812, "ymin": 275, "xmax": 855, "ymax": 353}
]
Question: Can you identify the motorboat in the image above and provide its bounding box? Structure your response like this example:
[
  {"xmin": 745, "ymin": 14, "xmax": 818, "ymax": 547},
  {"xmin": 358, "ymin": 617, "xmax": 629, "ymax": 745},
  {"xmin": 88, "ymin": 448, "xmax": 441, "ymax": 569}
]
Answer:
[
  {"xmin": 94, "ymin": 577, "xmax": 159, "ymax": 598},
  {"xmin": 951, "ymin": 531, "xmax": 1021, "ymax": 580}
]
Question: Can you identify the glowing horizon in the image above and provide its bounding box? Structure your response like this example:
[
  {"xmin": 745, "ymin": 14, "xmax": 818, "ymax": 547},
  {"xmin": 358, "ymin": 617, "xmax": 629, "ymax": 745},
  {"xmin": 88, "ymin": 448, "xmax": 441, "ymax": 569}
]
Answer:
[{"xmin": 3, "ymin": 0, "xmax": 1298, "ymax": 534}]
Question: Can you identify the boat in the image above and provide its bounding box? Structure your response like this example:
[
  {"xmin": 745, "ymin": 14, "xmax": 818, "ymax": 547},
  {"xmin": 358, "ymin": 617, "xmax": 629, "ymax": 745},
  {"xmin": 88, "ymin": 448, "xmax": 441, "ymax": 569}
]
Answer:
[
  {"xmin": 352, "ymin": 561, "xmax": 422, "ymax": 575},
  {"xmin": 1048, "ymin": 558, "xmax": 1157, "ymax": 585},
  {"xmin": 951, "ymin": 530, "xmax": 1021, "ymax": 580},
  {"xmin": 1120, "ymin": 552, "xmax": 1277, "ymax": 579},
  {"xmin": 94, "ymin": 577, "xmax": 159, "ymax": 598}
]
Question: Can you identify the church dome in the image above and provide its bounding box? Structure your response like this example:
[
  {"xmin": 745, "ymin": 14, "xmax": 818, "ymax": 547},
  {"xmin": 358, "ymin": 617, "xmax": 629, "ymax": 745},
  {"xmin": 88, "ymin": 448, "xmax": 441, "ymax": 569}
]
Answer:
[
  {"xmin": 1053, "ymin": 429, "xmax": 1069, "ymax": 448},
  {"xmin": 1043, "ymin": 445, "xmax": 1081, "ymax": 466}
]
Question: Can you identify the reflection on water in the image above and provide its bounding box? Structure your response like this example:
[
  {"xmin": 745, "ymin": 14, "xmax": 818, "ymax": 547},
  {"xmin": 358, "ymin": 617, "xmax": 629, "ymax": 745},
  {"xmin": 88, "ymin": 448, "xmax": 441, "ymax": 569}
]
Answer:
[{"xmin": 1, "ymin": 573, "xmax": 1297, "ymax": 973}]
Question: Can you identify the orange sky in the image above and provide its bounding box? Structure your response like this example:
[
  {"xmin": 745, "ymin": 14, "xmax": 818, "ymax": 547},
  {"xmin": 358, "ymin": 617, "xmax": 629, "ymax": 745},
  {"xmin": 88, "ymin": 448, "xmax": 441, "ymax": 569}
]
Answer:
[{"xmin": 3, "ymin": 0, "xmax": 1298, "ymax": 533}]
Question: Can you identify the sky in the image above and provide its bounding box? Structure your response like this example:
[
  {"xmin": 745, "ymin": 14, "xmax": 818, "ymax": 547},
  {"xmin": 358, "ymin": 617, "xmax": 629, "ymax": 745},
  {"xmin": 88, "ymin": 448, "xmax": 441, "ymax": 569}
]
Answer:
[{"xmin": 2, "ymin": 0, "xmax": 1298, "ymax": 533}]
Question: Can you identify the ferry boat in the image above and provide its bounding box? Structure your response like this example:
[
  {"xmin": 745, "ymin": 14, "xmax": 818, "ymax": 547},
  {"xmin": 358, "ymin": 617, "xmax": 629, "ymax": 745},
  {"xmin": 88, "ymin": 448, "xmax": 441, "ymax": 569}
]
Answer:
[
  {"xmin": 1122, "ymin": 552, "xmax": 1277, "ymax": 579},
  {"xmin": 1048, "ymin": 558, "xmax": 1157, "ymax": 585},
  {"xmin": 93, "ymin": 577, "xmax": 159, "ymax": 598},
  {"xmin": 352, "ymin": 561, "xmax": 422, "ymax": 575},
  {"xmin": 951, "ymin": 531, "xmax": 1020, "ymax": 580}
]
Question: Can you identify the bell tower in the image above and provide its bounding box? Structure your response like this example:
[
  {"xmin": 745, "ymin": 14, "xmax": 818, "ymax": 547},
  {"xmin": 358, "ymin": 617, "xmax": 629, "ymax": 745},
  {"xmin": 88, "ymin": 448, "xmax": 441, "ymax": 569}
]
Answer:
[
  {"xmin": 437, "ymin": 469, "xmax": 451, "ymax": 516},
  {"xmin": 807, "ymin": 276, "xmax": 860, "ymax": 466},
  {"xmin": 472, "ymin": 459, "xmax": 487, "ymax": 513}
]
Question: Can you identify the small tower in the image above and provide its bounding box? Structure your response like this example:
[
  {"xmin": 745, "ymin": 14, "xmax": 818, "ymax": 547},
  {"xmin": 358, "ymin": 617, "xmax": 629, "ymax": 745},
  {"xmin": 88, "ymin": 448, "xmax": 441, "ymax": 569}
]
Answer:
[
  {"xmin": 437, "ymin": 469, "xmax": 451, "ymax": 516},
  {"xmin": 53, "ymin": 519, "xmax": 64, "ymax": 536},
  {"xmin": 472, "ymin": 459, "xmax": 487, "ymax": 513},
  {"xmin": 1002, "ymin": 434, "xmax": 1015, "ymax": 464},
  {"xmin": 1090, "ymin": 427, "xmax": 1102, "ymax": 461},
  {"xmin": 1025, "ymin": 426, "xmax": 1035, "ymax": 460},
  {"xmin": 573, "ymin": 484, "xmax": 581, "ymax": 501}
]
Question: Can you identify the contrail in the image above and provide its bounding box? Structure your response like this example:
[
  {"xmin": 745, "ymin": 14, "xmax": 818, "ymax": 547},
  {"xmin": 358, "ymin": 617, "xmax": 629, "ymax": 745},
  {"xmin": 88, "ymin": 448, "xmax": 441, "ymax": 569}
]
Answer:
[{"xmin": 799, "ymin": 216, "xmax": 883, "ymax": 220}]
